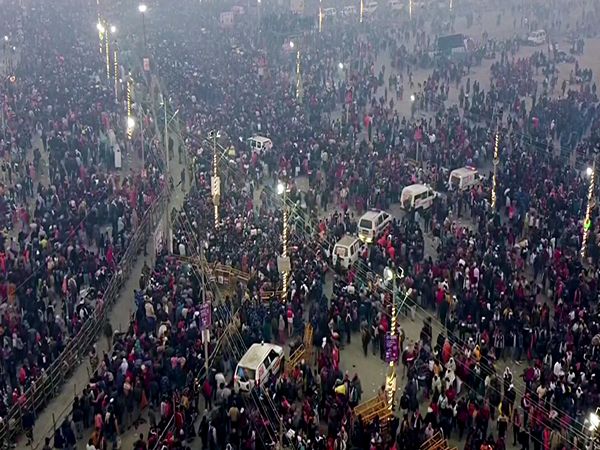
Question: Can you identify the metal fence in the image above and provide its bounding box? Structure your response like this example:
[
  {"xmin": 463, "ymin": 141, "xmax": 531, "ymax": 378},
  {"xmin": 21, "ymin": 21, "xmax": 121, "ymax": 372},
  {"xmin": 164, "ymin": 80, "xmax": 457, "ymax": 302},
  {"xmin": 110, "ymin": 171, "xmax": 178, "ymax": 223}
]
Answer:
[{"xmin": 0, "ymin": 189, "xmax": 169, "ymax": 446}]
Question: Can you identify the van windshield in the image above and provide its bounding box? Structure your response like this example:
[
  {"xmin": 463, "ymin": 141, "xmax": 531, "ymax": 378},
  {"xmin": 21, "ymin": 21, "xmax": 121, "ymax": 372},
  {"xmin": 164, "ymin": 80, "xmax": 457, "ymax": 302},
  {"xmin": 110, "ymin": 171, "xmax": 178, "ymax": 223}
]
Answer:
[
  {"xmin": 450, "ymin": 175, "xmax": 461, "ymax": 188},
  {"xmin": 237, "ymin": 367, "xmax": 255, "ymax": 382},
  {"xmin": 359, "ymin": 219, "xmax": 372, "ymax": 229}
]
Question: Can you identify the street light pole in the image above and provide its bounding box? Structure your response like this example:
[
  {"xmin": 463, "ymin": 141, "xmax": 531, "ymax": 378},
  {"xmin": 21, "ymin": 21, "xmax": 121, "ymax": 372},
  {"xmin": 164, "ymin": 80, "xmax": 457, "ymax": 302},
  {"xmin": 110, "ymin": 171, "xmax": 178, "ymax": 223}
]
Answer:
[
  {"xmin": 139, "ymin": 4, "xmax": 148, "ymax": 53},
  {"xmin": 278, "ymin": 182, "xmax": 290, "ymax": 301},
  {"xmin": 164, "ymin": 99, "xmax": 172, "ymax": 252},
  {"xmin": 113, "ymin": 40, "xmax": 118, "ymax": 101},
  {"xmin": 319, "ymin": 0, "xmax": 323, "ymax": 31},
  {"xmin": 581, "ymin": 152, "xmax": 598, "ymax": 260},
  {"xmin": 257, "ymin": 0, "xmax": 261, "ymax": 37},
  {"xmin": 383, "ymin": 267, "xmax": 409, "ymax": 412},
  {"xmin": 211, "ymin": 131, "xmax": 220, "ymax": 229},
  {"xmin": 296, "ymin": 47, "xmax": 302, "ymax": 100},
  {"xmin": 127, "ymin": 71, "xmax": 133, "ymax": 140}
]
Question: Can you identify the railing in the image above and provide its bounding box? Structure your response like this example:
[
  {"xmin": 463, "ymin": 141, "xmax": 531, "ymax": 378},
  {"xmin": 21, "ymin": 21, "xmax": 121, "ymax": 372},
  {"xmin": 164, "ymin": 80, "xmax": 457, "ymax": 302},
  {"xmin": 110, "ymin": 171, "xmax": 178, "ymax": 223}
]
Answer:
[{"xmin": 0, "ymin": 189, "xmax": 169, "ymax": 446}]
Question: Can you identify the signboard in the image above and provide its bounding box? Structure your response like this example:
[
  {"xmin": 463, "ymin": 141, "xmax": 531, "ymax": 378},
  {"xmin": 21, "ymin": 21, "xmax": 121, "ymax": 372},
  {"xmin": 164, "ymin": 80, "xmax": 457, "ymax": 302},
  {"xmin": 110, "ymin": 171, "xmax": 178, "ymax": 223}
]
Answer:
[
  {"xmin": 290, "ymin": 0, "xmax": 305, "ymax": 13},
  {"xmin": 277, "ymin": 256, "xmax": 291, "ymax": 274},
  {"xmin": 220, "ymin": 11, "xmax": 234, "ymax": 27},
  {"xmin": 385, "ymin": 332, "xmax": 399, "ymax": 363},
  {"xmin": 211, "ymin": 176, "xmax": 220, "ymax": 205},
  {"xmin": 143, "ymin": 58, "xmax": 150, "ymax": 72},
  {"xmin": 200, "ymin": 303, "xmax": 212, "ymax": 329}
]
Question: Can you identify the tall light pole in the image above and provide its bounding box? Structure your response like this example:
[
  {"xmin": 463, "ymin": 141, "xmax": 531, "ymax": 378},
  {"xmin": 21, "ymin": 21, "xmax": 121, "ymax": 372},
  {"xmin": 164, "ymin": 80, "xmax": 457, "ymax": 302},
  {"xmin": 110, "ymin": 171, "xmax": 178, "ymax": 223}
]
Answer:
[
  {"xmin": 139, "ymin": 4, "xmax": 148, "ymax": 53},
  {"xmin": 97, "ymin": 22, "xmax": 105, "ymax": 55},
  {"xmin": 210, "ymin": 130, "xmax": 221, "ymax": 229},
  {"xmin": 113, "ymin": 38, "xmax": 119, "ymax": 101},
  {"xmin": 383, "ymin": 267, "xmax": 408, "ymax": 411},
  {"xmin": 127, "ymin": 71, "xmax": 133, "ymax": 140},
  {"xmin": 106, "ymin": 25, "xmax": 115, "ymax": 82},
  {"xmin": 491, "ymin": 109, "xmax": 503, "ymax": 213},
  {"xmin": 581, "ymin": 150, "xmax": 598, "ymax": 260},
  {"xmin": 257, "ymin": 0, "xmax": 261, "ymax": 36},
  {"xmin": 319, "ymin": 0, "xmax": 323, "ymax": 31},
  {"xmin": 360, "ymin": 0, "xmax": 364, "ymax": 23},
  {"xmin": 278, "ymin": 181, "xmax": 290, "ymax": 301},
  {"xmin": 290, "ymin": 41, "xmax": 302, "ymax": 101}
]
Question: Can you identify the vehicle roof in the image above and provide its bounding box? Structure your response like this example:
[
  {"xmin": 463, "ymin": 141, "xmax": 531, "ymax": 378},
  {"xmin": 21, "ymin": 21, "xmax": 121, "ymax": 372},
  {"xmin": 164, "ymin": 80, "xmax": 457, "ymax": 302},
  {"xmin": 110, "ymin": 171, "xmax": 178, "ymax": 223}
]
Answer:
[
  {"xmin": 238, "ymin": 343, "xmax": 283, "ymax": 369},
  {"xmin": 344, "ymin": 5, "xmax": 356, "ymax": 8},
  {"xmin": 335, "ymin": 235, "xmax": 360, "ymax": 247},
  {"xmin": 248, "ymin": 135, "xmax": 271, "ymax": 142},
  {"xmin": 360, "ymin": 210, "xmax": 386, "ymax": 220},
  {"xmin": 450, "ymin": 167, "xmax": 478, "ymax": 177},
  {"xmin": 531, "ymin": 29, "xmax": 546, "ymax": 34},
  {"xmin": 402, "ymin": 183, "xmax": 431, "ymax": 194},
  {"xmin": 324, "ymin": 6, "xmax": 336, "ymax": 10}
]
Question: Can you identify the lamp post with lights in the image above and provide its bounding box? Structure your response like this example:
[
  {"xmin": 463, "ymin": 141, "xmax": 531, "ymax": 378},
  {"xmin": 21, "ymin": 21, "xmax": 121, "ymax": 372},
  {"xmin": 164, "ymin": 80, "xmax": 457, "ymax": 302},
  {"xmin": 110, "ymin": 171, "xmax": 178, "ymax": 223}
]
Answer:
[
  {"xmin": 581, "ymin": 147, "xmax": 599, "ymax": 260},
  {"xmin": 319, "ymin": 0, "xmax": 323, "ymax": 31},
  {"xmin": 127, "ymin": 71, "xmax": 133, "ymax": 140},
  {"xmin": 383, "ymin": 267, "xmax": 410, "ymax": 411},
  {"xmin": 289, "ymin": 41, "xmax": 302, "ymax": 101},
  {"xmin": 139, "ymin": 4, "xmax": 148, "ymax": 53},
  {"xmin": 97, "ymin": 22, "xmax": 104, "ymax": 55},
  {"xmin": 210, "ymin": 130, "xmax": 221, "ymax": 229},
  {"xmin": 113, "ymin": 37, "xmax": 119, "ymax": 101},
  {"xmin": 491, "ymin": 108, "xmax": 503, "ymax": 213},
  {"xmin": 277, "ymin": 181, "xmax": 291, "ymax": 301}
]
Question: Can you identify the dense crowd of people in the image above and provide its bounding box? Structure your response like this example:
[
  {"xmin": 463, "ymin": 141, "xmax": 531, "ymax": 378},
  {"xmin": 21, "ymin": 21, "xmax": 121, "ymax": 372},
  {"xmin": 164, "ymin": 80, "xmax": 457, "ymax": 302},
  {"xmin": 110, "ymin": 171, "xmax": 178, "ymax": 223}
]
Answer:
[
  {"xmin": 0, "ymin": 0, "xmax": 166, "ymax": 431},
  {"xmin": 6, "ymin": 0, "xmax": 600, "ymax": 449}
]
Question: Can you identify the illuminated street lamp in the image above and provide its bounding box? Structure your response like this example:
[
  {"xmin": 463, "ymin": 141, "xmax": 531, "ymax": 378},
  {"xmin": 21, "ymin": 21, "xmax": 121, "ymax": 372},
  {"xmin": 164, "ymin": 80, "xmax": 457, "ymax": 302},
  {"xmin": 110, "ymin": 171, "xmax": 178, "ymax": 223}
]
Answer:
[
  {"xmin": 127, "ymin": 71, "xmax": 133, "ymax": 139},
  {"xmin": 383, "ymin": 267, "xmax": 408, "ymax": 411},
  {"xmin": 319, "ymin": 0, "xmax": 323, "ymax": 31},
  {"xmin": 277, "ymin": 181, "xmax": 291, "ymax": 301},
  {"xmin": 581, "ymin": 149, "xmax": 599, "ymax": 260},
  {"xmin": 210, "ymin": 130, "xmax": 222, "ymax": 229},
  {"xmin": 97, "ymin": 22, "xmax": 105, "ymax": 55},
  {"xmin": 139, "ymin": 4, "xmax": 148, "ymax": 52}
]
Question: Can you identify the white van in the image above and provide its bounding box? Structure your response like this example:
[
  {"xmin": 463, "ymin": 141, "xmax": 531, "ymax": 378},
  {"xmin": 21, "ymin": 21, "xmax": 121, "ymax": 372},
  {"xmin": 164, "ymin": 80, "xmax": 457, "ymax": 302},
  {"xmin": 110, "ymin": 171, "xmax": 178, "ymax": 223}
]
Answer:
[
  {"xmin": 358, "ymin": 210, "xmax": 392, "ymax": 244},
  {"xmin": 388, "ymin": 0, "xmax": 403, "ymax": 11},
  {"xmin": 332, "ymin": 235, "xmax": 362, "ymax": 269},
  {"xmin": 448, "ymin": 166, "xmax": 480, "ymax": 191},
  {"xmin": 247, "ymin": 136, "xmax": 273, "ymax": 154},
  {"xmin": 234, "ymin": 343, "xmax": 284, "ymax": 393},
  {"xmin": 363, "ymin": 1, "xmax": 378, "ymax": 13},
  {"xmin": 342, "ymin": 5, "xmax": 357, "ymax": 15},
  {"xmin": 401, "ymin": 184, "xmax": 436, "ymax": 211},
  {"xmin": 323, "ymin": 7, "xmax": 337, "ymax": 17},
  {"xmin": 527, "ymin": 30, "xmax": 546, "ymax": 45}
]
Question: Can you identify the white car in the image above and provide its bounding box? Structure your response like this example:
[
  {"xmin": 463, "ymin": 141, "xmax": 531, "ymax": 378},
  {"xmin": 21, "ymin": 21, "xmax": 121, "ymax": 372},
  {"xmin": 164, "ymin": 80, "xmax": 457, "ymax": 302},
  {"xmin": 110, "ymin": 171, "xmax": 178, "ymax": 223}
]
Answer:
[
  {"xmin": 342, "ymin": 5, "xmax": 357, "ymax": 15},
  {"xmin": 388, "ymin": 0, "xmax": 404, "ymax": 11},
  {"xmin": 527, "ymin": 29, "xmax": 547, "ymax": 45},
  {"xmin": 363, "ymin": 1, "xmax": 378, "ymax": 13},
  {"xmin": 323, "ymin": 7, "xmax": 337, "ymax": 17}
]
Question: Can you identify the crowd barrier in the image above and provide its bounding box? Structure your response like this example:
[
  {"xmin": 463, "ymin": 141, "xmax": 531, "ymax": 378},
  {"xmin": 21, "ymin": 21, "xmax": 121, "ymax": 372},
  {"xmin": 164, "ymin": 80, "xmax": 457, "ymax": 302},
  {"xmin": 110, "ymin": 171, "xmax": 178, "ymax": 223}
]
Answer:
[{"xmin": 0, "ymin": 189, "xmax": 170, "ymax": 446}]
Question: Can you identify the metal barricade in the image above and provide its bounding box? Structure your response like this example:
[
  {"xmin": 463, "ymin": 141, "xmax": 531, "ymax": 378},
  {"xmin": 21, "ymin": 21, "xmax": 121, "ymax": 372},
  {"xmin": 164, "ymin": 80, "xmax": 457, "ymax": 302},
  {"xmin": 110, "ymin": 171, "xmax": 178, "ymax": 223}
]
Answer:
[{"xmin": 0, "ymin": 190, "xmax": 169, "ymax": 445}]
